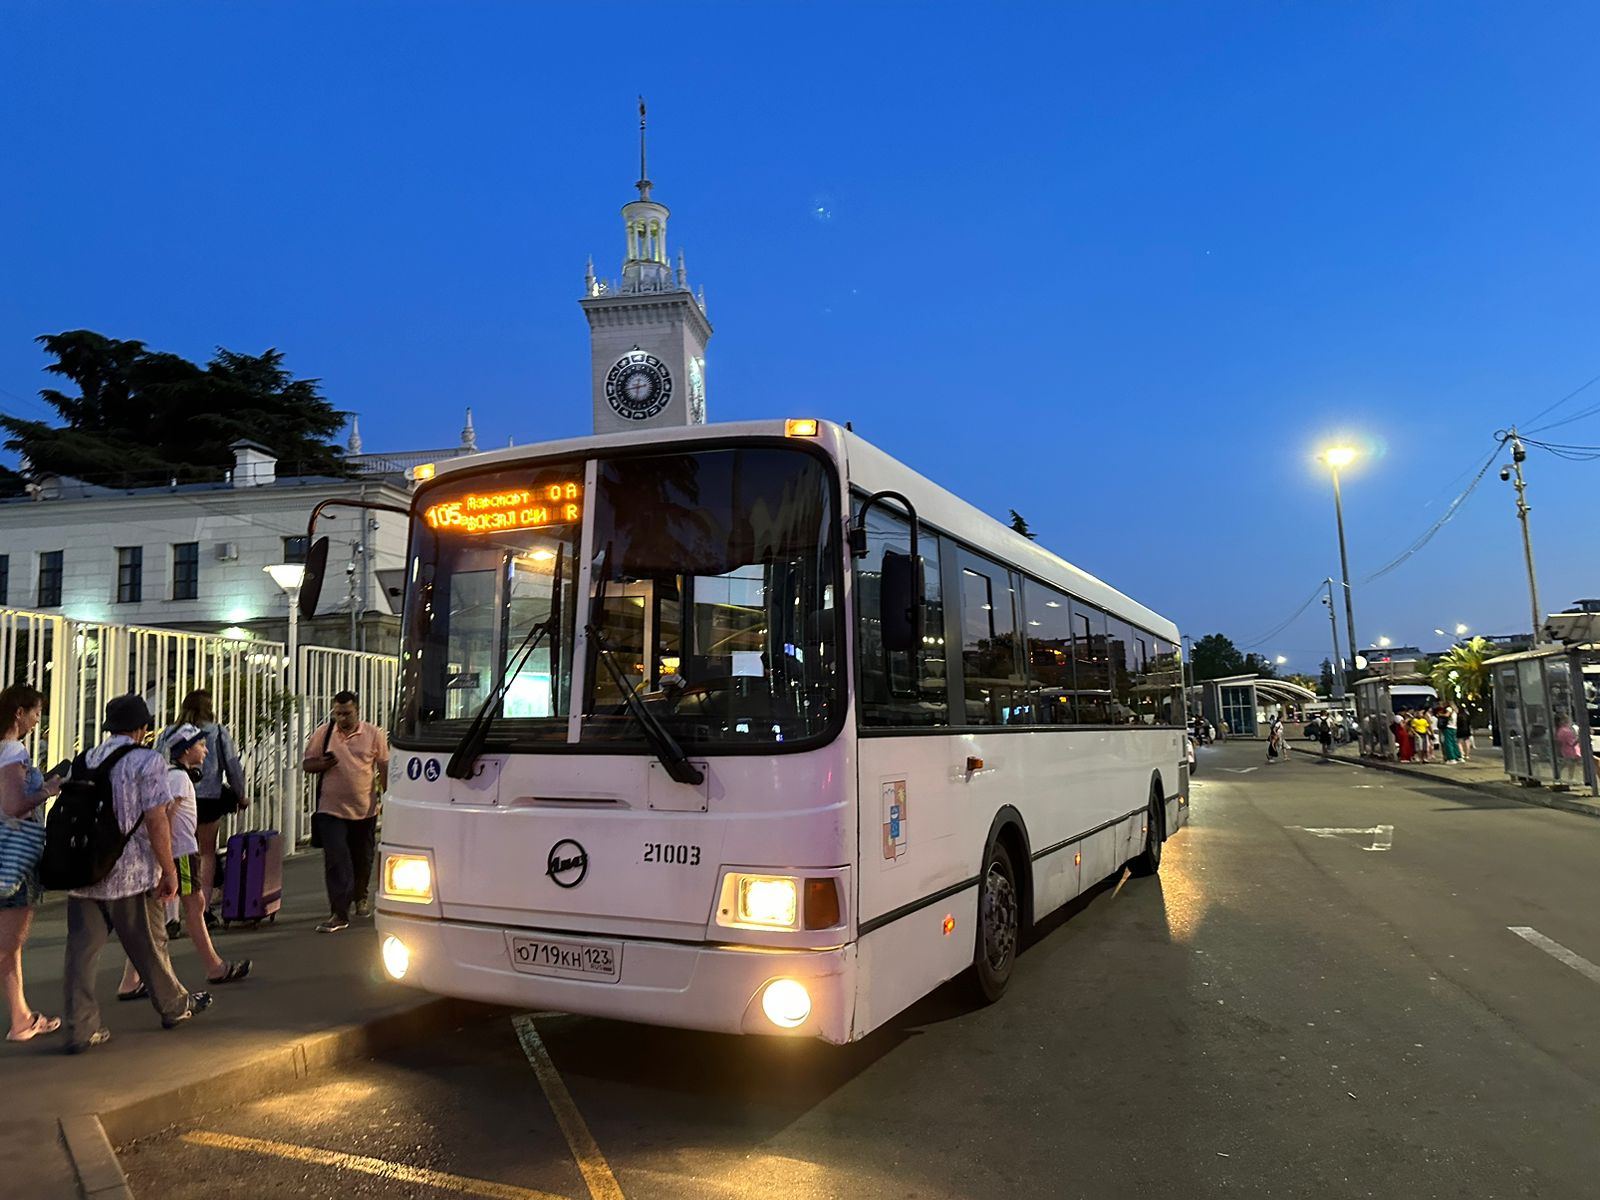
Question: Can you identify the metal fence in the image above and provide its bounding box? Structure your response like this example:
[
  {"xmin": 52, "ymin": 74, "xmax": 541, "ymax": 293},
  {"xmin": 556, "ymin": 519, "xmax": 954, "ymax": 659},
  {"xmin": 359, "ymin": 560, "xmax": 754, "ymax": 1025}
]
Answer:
[{"xmin": 0, "ymin": 606, "xmax": 397, "ymax": 853}]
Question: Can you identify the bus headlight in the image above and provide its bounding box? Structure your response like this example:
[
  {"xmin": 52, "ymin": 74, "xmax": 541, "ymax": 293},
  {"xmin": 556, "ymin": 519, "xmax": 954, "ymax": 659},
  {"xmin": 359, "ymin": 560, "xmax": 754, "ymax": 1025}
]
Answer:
[
  {"xmin": 381, "ymin": 854, "xmax": 434, "ymax": 903},
  {"xmin": 738, "ymin": 876, "xmax": 798, "ymax": 928},
  {"xmin": 381, "ymin": 936, "xmax": 410, "ymax": 980},
  {"xmin": 761, "ymin": 978, "xmax": 812, "ymax": 1028}
]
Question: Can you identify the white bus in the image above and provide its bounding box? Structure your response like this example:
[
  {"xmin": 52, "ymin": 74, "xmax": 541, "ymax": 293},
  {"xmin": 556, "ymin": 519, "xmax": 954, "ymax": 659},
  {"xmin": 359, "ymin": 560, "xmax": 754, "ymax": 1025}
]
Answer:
[{"xmin": 354, "ymin": 419, "xmax": 1189, "ymax": 1043}]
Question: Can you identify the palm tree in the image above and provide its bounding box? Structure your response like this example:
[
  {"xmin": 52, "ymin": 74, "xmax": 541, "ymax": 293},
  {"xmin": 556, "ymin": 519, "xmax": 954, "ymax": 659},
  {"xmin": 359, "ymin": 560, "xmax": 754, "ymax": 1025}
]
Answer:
[{"xmin": 1430, "ymin": 636, "xmax": 1495, "ymax": 716}]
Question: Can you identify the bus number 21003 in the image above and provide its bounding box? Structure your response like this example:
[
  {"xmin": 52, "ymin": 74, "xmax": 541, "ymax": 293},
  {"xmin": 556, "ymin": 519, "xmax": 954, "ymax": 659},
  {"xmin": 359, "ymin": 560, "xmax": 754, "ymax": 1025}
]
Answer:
[{"xmin": 642, "ymin": 843, "xmax": 701, "ymax": 866}]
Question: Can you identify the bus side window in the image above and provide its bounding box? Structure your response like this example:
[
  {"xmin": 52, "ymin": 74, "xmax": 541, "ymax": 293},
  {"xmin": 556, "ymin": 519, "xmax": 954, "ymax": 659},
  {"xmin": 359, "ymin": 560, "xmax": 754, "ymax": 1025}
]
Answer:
[
  {"xmin": 855, "ymin": 504, "xmax": 946, "ymax": 728},
  {"xmin": 1022, "ymin": 578, "xmax": 1075, "ymax": 725},
  {"xmin": 1070, "ymin": 601, "xmax": 1112, "ymax": 724},
  {"xmin": 955, "ymin": 551, "xmax": 1025, "ymax": 726}
]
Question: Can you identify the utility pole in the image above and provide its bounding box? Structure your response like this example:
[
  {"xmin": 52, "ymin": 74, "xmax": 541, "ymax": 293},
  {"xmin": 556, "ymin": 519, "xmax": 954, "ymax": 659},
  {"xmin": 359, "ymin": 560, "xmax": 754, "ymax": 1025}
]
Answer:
[
  {"xmin": 1503, "ymin": 428, "xmax": 1546, "ymax": 645},
  {"xmin": 1322, "ymin": 578, "xmax": 1346, "ymax": 699}
]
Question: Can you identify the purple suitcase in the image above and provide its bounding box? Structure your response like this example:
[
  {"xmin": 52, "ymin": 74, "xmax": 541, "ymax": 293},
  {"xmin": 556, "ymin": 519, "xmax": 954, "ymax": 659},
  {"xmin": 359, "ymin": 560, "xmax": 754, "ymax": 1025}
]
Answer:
[{"xmin": 221, "ymin": 830, "xmax": 283, "ymax": 926}]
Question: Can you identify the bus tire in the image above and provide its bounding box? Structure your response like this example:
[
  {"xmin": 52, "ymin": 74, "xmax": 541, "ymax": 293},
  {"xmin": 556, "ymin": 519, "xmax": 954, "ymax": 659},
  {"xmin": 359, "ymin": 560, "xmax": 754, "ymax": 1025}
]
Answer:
[
  {"xmin": 971, "ymin": 839, "xmax": 1020, "ymax": 1004},
  {"xmin": 1127, "ymin": 786, "xmax": 1165, "ymax": 877}
]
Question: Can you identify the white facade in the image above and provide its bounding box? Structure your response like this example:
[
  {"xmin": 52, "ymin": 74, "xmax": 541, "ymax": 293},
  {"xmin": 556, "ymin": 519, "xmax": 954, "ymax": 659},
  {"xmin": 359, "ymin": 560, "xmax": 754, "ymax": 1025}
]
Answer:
[
  {"xmin": 580, "ymin": 106, "xmax": 712, "ymax": 435},
  {"xmin": 0, "ymin": 442, "xmax": 410, "ymax": 639}
]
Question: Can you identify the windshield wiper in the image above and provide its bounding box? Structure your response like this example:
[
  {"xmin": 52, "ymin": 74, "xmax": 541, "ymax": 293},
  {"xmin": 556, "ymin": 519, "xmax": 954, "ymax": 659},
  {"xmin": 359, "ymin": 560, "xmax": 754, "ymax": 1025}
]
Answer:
[
  {"xmin": 584, "ymin": 544, "xmax": 704, "ymax": 786},
  {"xmin": 446, "ymin": 545, "xmax": 564, "ymax": 780}
]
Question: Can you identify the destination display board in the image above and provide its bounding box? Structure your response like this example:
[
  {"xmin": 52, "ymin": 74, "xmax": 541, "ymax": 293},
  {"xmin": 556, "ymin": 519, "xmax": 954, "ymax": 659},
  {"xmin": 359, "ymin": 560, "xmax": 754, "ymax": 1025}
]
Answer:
[{"xmin": 421, "ymin": 480, "xmax": 582, "ymax": 535}]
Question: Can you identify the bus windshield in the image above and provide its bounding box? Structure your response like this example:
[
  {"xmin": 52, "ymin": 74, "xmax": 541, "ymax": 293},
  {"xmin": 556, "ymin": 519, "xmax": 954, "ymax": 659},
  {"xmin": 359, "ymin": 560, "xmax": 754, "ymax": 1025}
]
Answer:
[
  {"xmin": 397, "ymin": 444, "xmax": 843, "ymax": 751},
  {"xmin": 582, "ymin": 445, "xmax": 841, "ymax": 747}
]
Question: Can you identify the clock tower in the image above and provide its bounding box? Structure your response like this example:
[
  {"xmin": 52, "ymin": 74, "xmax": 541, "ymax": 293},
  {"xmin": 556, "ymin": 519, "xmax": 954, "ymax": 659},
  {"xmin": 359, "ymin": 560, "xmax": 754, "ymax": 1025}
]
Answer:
[{"xmin": 581, "ymin": 100, "xmax": 712, "ymax": 434}]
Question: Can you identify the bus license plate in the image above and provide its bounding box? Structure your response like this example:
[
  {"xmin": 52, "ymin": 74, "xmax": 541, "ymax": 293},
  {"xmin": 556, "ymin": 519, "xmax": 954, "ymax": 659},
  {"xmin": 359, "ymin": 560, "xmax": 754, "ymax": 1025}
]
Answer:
[{"xmin": 507, "ymin": 934, "xmax": 622, "ymax": 983}]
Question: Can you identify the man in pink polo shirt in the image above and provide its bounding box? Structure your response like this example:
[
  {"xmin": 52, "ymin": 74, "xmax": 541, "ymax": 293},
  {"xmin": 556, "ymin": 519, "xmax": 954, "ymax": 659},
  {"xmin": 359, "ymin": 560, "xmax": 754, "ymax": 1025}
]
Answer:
[{"xmin": 303, "ymin": 690, "xmax": 389, "ymax": 933}]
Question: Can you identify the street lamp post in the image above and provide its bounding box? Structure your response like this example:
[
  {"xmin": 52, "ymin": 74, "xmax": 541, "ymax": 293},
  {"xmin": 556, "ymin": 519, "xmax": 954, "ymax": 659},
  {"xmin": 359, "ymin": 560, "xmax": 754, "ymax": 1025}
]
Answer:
[
  {"xmin": 1320, "ymin": 446, "xmax": 1362, "ymax": 688},
  {"xmin": 265, "ymin": 563, "xmax": 305, "ymax": 847}
]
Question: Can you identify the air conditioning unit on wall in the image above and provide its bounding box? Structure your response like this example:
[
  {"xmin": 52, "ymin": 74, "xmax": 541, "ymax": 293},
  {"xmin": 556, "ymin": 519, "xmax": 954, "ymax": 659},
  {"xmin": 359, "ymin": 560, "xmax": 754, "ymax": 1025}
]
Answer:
[{"xmin": 215, "ymin": 542, "xmax": 239, "ymax": 561}]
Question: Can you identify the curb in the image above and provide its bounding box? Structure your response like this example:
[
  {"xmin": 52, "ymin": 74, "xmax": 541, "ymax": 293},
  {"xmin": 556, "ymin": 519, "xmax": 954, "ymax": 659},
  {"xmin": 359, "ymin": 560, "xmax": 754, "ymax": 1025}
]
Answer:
[
  {"xmin": 62, "ymin": 996, "xmax": 505, "ymax": 1198},
  {"xmin": 1292, "ymin": 747, "xmax": 1600, "ymax": 820}
]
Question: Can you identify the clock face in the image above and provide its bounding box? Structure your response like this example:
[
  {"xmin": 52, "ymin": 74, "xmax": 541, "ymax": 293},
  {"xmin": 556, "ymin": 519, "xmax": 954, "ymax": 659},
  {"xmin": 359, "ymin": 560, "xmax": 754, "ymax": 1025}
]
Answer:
[{"xmin": 604, "ymin": 350, "xmax": 673, "ymax": 421}]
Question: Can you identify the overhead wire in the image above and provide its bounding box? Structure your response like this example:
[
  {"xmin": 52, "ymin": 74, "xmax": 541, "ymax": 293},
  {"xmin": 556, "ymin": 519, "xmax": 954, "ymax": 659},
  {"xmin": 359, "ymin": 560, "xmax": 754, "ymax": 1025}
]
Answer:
[
  {"xmin": 1361, "ymin": 440, "xmax": 1505, "ymax": 585},
  {"xmin": 1521, "ymin": 369, "xmax": 1600, "ymax": 433},
  {"xmin": 1239, "ymin": 579, "xmax": 1329, "ymax": 650}
]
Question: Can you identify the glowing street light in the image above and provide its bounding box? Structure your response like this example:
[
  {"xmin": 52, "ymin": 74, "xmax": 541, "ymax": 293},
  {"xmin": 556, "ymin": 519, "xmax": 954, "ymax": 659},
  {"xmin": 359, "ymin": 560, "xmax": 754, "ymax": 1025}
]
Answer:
[
  {"xmin": 1274, "ymin": 655, "xmax": 1288, "ymax": 665},
  {"xmin": 1318, "ymin": 445, "xmax": 1362, "ymax": 687},
  {"xmin": 1376, "ymin": 635, "xmax": 1392, "ymax": 648},
  {"xmin": 1322, "ymin": 446, "xmax": 1358, "ymax": 469},
  {"xmin": 1454, "ymin": 623, "xmax": 1469, "ymax": 636}
]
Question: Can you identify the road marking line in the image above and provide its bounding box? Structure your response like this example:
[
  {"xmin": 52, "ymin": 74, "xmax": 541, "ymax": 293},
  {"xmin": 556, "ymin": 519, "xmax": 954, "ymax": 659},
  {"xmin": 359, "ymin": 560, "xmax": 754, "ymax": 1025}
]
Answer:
[
  {"xmin": 1221, "ymin": 767, "xmax": 1259, "ymax": 774},
  {"xmin": 1288, "ymin": 825, "xmax": 1395, "ymax": 851},
  {"xmin": 180, "ymin": 1130, "xmax": 565, "ymax": 1200},
  {"xmin": 514, "ymin": 1014, "xmax": 626, "ymax": 1200},
  {"xmin": 1508, "ymin": 927, "xmax": 1600, "ymax": 986}
]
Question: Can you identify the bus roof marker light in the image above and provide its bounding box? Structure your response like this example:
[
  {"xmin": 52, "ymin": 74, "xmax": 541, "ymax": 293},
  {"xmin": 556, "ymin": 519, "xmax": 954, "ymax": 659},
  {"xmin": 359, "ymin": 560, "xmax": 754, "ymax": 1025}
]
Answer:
[
  {"xmin": 410, "ymin": 463, "xmax": 437, "ymax": 482},
  {"xmin": 785, "ymin": 418, "xmax": 819, "ymax": 438}
]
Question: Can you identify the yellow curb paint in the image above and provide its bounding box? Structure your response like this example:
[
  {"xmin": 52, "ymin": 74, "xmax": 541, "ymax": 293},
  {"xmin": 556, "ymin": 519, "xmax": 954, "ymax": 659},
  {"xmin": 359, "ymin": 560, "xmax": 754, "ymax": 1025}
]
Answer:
[
  {"xmin": 513, "ymin": 1014, "xmax": 627, "ymax": 1200},
  {"xmin": 180, "ymin": 1130, "xmax": 567, "ymax": 1200}
]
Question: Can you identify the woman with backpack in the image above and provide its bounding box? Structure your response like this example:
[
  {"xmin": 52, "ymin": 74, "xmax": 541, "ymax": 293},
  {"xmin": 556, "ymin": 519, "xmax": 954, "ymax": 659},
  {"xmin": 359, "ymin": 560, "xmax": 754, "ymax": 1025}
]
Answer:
[
  {"xmin": 167, "ymin": 690, "xmax": 247, "ymax": 929},
  {"xmin": 0, "ymin": 684, "xmax": 63, "ymax": 1041}
]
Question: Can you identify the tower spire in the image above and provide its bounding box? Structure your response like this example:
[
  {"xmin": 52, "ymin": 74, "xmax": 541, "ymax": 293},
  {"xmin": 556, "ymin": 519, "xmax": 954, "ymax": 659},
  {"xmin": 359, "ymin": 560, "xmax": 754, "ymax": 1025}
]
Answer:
[
  {"xmin": 636, "ymin": 96, "xmax": 651, "ymax": 201},
  {"xmin": 346, "ymin": 414, "xmax": 362, "ymax": 455},
  {"xmin": 460, "ymin": 407, "xmax": 477, "ymax": 452}
]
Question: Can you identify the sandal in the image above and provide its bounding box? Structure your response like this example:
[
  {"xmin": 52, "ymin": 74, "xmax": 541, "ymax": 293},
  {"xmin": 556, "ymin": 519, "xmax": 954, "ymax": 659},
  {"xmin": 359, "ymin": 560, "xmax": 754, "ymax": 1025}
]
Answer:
[
  {"xmin": 6, "ymin": 1012, "xmax": 61, "ymax": 1041},
  {"xmin": 116, "ymin": 982, "xmax": 149, "ymax": 1002},
  {"xmin": 207, "ymin": 959, "xmax": 252, "ymax": 984}
]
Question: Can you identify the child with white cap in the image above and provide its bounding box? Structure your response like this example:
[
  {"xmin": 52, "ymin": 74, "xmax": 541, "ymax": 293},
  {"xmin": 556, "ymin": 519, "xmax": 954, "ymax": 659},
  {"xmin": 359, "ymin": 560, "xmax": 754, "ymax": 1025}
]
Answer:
[{"xmin": 117, "ymin": 723, "xmax": 251, "ymax": 999}]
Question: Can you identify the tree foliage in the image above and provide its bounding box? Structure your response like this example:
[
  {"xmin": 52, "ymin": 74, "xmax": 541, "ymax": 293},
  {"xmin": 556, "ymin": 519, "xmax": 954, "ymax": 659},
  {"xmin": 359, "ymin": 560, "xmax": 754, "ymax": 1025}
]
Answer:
[
  {"xmin": 1319, "ymin": 657, "xmax": 1336, "ymax": 694},
  {"xmin": 1008, "ymin": 509, "xmax": 1037, "ymax": 540},
  {"xmin": 1191, "ymin": 633, "xmax": 1245, "ymax": 680},
  {"xmin": 0, "ymin": 331, "xmax": 350, "ymax": 488},
  {"xmin": 1242, "ymin": 652, "xmax": 1279, "ymax": 678},
  {"xmin": 1430, "ymin": 637, "xmax": 1494, "ymax": 713},
  {"xmin": 1284, "ymin": 672, "xmax": 1320, "ymax": 693}
]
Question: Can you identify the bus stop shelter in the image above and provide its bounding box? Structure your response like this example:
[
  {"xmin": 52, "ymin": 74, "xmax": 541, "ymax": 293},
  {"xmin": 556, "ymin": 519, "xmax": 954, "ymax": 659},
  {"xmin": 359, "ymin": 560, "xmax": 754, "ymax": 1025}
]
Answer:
[
  {"xmin": 1488, "ymin": 643, "xmax": 1598, "ymax": 796},
  {"xmin": 1200, "ymin": 675, "xmax": 1317, "ymax": 738}
]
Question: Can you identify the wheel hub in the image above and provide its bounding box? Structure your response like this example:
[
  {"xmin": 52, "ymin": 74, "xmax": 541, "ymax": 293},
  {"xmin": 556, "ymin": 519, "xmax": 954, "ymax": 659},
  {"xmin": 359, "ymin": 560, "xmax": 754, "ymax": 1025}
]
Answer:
[{"xmin": 982, "ymin": 866, "xmax": 1018, "ymax": 970}]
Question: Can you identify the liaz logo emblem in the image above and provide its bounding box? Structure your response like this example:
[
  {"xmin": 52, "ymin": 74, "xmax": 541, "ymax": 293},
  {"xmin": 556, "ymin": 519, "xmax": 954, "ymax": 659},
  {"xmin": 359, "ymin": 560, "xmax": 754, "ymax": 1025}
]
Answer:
[{"xmin": 546, "ymin": 839, "xmax": 588, "ymax": 889}]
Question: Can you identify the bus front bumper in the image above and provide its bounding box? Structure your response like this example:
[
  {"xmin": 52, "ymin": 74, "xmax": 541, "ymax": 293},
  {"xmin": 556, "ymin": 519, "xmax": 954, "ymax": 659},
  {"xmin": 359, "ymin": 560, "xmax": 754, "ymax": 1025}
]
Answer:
[{"xmin": 375, "ymin": 910, "xmax": 857, "ymax": 1043}]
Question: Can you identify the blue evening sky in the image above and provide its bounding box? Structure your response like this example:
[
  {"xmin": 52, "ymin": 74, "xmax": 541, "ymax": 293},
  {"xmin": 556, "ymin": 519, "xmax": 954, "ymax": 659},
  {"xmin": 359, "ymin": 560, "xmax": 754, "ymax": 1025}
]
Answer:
[{"xmin": 3, "ymin": 2, "xmax": 1596, "ymax": 669}]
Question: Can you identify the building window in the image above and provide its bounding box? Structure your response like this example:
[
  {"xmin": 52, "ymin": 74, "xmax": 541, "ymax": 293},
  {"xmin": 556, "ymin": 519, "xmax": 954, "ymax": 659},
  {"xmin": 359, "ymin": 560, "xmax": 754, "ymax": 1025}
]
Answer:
[
  {"xmin": 0, "ymin": 554, "xmax": 8, "ymax": 606},
  {"xmin": 37, "ymin": 551, "xmax": 63, "ymax": 608},
  {"xmin": 282, "ymin": 536, "xmax": 308, "ymax": 564},
  {"xmin": 116, "ymin": 546, "xmax": 143, "ymax": 604},
  {"xmin": 173, "ymin": 542, "xmax": 199, "ymax": 601}
]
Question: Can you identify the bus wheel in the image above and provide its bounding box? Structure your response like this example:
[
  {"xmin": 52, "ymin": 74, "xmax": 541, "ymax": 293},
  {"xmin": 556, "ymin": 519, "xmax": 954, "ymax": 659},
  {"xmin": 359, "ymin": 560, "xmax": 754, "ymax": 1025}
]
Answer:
[
  {"xmin": 1128, "ymin": 788, "xmax": 1164, "ymax": 877},
  {"xmin": 972, "ymin": 840, "xmax": 1020, "ymax": 1003}
]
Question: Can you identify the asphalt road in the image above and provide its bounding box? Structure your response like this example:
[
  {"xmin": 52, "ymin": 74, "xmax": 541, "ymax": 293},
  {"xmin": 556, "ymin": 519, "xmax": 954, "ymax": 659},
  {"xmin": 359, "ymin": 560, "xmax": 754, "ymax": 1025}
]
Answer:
[{"xmin": 120, "ymin": 743, "xmax": 1600, "ymax": 1199}]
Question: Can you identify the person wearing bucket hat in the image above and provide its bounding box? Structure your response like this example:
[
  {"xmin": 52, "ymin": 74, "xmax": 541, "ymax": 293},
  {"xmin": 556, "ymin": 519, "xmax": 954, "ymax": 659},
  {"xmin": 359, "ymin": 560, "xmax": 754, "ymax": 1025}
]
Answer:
[
  {"xmin": 115, "ymin": 724, "xmax": 251, "ymax": 1001},
  {"xmin": 61, "ymin": 694, "xmax": 213, "ymax": 1053}
]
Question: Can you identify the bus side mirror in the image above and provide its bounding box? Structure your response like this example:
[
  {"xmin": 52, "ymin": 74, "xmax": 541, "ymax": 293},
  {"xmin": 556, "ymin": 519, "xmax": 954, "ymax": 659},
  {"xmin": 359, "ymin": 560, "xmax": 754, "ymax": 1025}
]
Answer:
[
  {"xmin": 297, "ymin": 536, "xmax": 331, "ymax": 620},
  {"xmin": 880, "ymin": 550, "xmax": 925, "ymax": 653}
]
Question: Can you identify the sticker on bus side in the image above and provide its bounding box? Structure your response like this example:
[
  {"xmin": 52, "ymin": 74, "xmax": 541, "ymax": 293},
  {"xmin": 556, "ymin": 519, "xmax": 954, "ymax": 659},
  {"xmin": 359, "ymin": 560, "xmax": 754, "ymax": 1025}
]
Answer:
[{"xmin": 882, "ymin": 778, "xmax": 909, "ymax": 862}]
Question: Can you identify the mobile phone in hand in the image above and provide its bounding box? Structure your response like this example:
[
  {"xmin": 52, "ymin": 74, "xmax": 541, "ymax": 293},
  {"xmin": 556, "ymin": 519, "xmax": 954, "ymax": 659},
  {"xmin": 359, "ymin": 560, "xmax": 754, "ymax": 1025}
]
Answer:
[{"xmin": 48, "ymin": 759, "xmax": 72, "ymax": 780}]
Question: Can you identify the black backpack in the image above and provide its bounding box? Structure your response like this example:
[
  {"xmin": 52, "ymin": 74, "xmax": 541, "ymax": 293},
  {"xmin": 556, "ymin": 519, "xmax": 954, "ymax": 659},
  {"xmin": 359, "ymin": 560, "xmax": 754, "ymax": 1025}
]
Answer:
[{"xmin": 38, "ymin": 744, "xmax": 144, "ymax": 891}]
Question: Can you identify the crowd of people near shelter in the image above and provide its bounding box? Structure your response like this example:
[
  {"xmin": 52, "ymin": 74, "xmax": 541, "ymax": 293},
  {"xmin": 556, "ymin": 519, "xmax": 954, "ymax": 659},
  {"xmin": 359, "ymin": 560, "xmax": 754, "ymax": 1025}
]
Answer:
[
  {"xmin": 0, "ymin": 684, "xmax": 387, "ymax": 1053},
  {"xmin": 1360, "ymin": 706, "xmax": 1474, "ymax": 764}
]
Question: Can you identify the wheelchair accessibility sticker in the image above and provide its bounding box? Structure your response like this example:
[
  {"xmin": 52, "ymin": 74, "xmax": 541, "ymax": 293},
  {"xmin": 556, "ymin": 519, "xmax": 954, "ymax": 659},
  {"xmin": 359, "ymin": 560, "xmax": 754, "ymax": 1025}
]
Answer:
[{"xmin": 882, "ymin": 778, "xmax": 909, "ymax": 862}]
